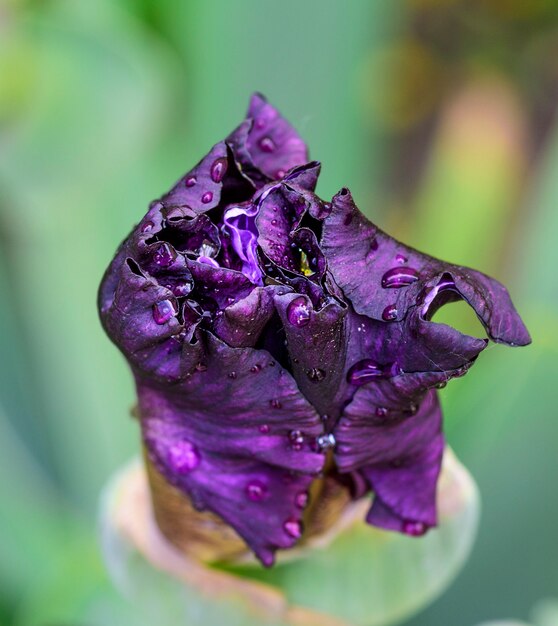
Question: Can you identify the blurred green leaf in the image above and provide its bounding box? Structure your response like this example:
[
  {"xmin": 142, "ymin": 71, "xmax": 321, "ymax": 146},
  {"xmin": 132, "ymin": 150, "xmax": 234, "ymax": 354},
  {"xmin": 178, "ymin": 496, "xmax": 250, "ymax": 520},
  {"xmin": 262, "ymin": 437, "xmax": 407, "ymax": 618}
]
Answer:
[{"xmin": 100, "ymin": 451, "xmax": 479, "ymax": 626}]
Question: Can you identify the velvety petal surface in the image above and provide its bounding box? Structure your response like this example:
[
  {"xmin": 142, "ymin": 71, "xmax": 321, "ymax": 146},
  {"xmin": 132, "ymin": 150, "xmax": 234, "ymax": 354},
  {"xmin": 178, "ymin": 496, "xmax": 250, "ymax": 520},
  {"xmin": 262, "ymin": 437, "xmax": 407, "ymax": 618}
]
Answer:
[
  {"xmin": 139, "ymin": 332, "xmax": 325, "ymax": 565},
  {"xmin": 321, "ymin": 188, "xmax": 531, "ymax": 346},
  {"xmin": 336, "ymin": 389, "xmax": 444, "ymax": 533},
  {"xmin": 245, "ymin": 93, "xmax": 309, "ymax": 180}
]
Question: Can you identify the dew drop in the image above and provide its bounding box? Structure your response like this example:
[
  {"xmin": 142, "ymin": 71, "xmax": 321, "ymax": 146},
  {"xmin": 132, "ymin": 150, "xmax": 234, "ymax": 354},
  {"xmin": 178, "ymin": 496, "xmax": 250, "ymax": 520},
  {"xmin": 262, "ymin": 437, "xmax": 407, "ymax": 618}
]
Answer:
[
  {"xmin": 395, "ymin": 254, "xmax": 408, "ymax": 264},
  {"xmin": 271, "ymin": 219, "xmax": 278, "ymax": 226},
  {"xmin": 172, "ymin": 279, "xmax": 194, "ymax": 297},
  {"xmin": 153, "ymin": 242, "xmax": 177, "ymax": 267},
  {"xmin": 168, "ymin": 440, "xmax": 200, "ymax": 473},
  {"xmin": 381, "ymin": 266, "xmax": 419, "ymax": 289},
  {"xmin": 382, "ymin": 304, "xmax": 398, "ymax": 321},
  {"xmin": 276, "ymin": 169, "xmax": 285, "ymax": 178},
  {"xmin": 201, "ymin": 191, "xmax": 213, "ymax": 204},
  {"xmin": 228, "ymin": 371, "xmax": 237, "ymax": 379},
  {"xmin": 286, "ymin": 296, "xmax": 311, "ymax": 327},
  {"xmin": 141, "ymin": 220, "xmax": 154, "ymax": 233},
  {"xmin": 152, "ymin": 299, "xmax": 178, "ymax": 324},
  {"xmin": 347, "ymin": 359, "xmax": 384, "ymax": 386},
  {"xmin": 270, "ymin": 399, "xmax": 282, "ymax": 409},
  {"xmin": 250, "ymin": 364, "xmax": 261, "ymax": 373},
  {"xmin": 210, "ymin": 157, "xmax": 228, "ymax": 183},
  {"xmin": 289, "ymin": 430, "xmax": 304, "ymax": 450},
  {"xmin": 375, "ymin": 406, "xmax": 389, "ymax": 417},
  {"xmin": 403, "ymin": 520, "xmax": 427, "ymax": 536},
  {"xmin": 259, "ymin": 424, "xmax": 270, "ymax": 434},
  {"xmin": 246, "ymin": 479, "xmax": 267, "ymax": 502},
  {"xmin": 436, "ymin": 381, "xmax": 447, "ymax": 389},
  {"xmin": 295, "ymin": 492, "xmax": 308, "ymax": 509},
  {"xmin": 283, "ymin": 518, "xmax": 302, "ymax": 539},
  {"xmin": 307, "ymin": 368, "xmax": 326, "ymax": 383},
  {"xmin": 185, "ymin": 176, "xmax": 197, "ymax": 187},
  {"xmin": 259, "ymin": 136, "xmax": 275, "ymax": 153},
  {"xmin": 316, "ymin": 433, "xmax": 336, "ymax": 451}
]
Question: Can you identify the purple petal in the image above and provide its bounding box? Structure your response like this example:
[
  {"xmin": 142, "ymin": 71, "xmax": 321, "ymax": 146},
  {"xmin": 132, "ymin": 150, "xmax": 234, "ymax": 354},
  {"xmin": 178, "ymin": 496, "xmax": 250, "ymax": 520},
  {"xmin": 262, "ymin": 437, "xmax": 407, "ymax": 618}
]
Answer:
[
  {"xmin": 274, "ymin": 292, "xmax": 347, "ymax": 428},
  {"xmin": 222, "ymin": 202, "xmax": 263, "ymax": 284},
  {"xmin": 99, "ymin": 259, "xmax": 202, "ymax": 382},
  {"xmin": 245, "ymin": 93, "xmax": 309, "ymax": 180},
  {"xmin": 139, "ymin": 332, "xmax": 324, "ymax": 564},
  {"xmin": 284, "ymin": 161, "xmax": 321, "ymax": 192},
  {"xmin": 321, "ymin": 188, "xmax": 531, "ymax": 347},
  {"xmin": 336, "ymin": 389, "xmax": 444, "ymax": 533},
  {"xmin": 161, "ymin": 142, "xmax": 230, "ymax": 212},
  {"xmin": 186, "ymin": 260, "xmax": 254, "ymax": 311},
  {"xmin": 214, "ymin": 286, "xmax": 280, "ymax": 348}
]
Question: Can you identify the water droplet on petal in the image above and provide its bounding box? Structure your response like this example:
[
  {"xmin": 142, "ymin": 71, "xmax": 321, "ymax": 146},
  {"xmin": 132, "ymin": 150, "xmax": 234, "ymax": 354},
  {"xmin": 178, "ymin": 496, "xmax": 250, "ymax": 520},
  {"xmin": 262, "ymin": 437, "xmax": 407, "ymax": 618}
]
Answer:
[
  {"xmin": 381, "ymin": 267, "xmax": 419, "ymax": 289},
  {"xmin": 271, "ymin": 218, "xmax": 278, "ymax": 226},
  {"xmin": 210, "ymin": 157, "xmax": 228, "ymax": 183},
  {"xmin": 289, "ymin": 429, "xmax": 304, "ymax": 443},
  {"xmin": 403, "ymin": 520, "xmax": 427, "ymax": 536},
  {"xmin": 270, "ymin": 399, "xmax": 282, "ymax": 409},
  {"xmin": 228, "ymin": 371, "xmax": 237, "ymax": 379},
  {"xmin": 286, "ymin": 297, "xmax": 311, "ymax": 327},
  {"xmin": 168, "ymin": 440, "xmax": 200, "ymax": 473},
  {"xmin": 171, "ymin": 280, "xmax": 194, "ymax": 297},
  {"xmin": 246, "ymin": 479, "xmax": 267, "ymax": 502},
  {"xmin": 185, "ymin": 176, "xmax": 197, "ymax": 187},
  {"xmin": 141, "ymin": 221, "xmax": 154, "ymax": 233},
  {"xmin": 201, "ymin": 191, "xmax": 213, "ymax": 204},
  {"xmin": 436, "ymin": 381, "xmax": 447, "ymax": 389},
  {"xmin": 375, "ymin": 406, "xmax": 389, "ymax": 417},
  {"xmin": 259, "ymin": 136, "xmax": 275, "ymax": 152},
  {"xmin": 347, "ymin": 359, "xmax": 384, "ymax": 385},
  {"xmin": 152, "ymin": 299, "xmax": 178, "ymax": 324},
  {"xmin": 382, "ymin": 304, "xmax": 398, "ymax": 321},
  {"xmin": 307, "ymin": 368, "xmax": 326, "ymax": 383},
  {"xmin": 316, "ymin": 433, "xmax": 336, "ymax": 451},
  {"xmin": 153, "ymin": 242, "xmax": 177, "ymax": 267},
  {"xmin": 283, "ymin": 518, "xmax": 302, "ymax": 539},
  {"xmin": 395, "ymin": 254, "xmax": 407, "ymax": 264},
  {"xmin": 259, "ymin": 424, "xmax": 270, "ymax": 434},
  {"xmin": 295, "ymin": 492, "xmax": 308, "ymax": 509},
  {"xmin": 276, "ymin": 169, "xmax": 285, "ymax": 178},
  {"xmin": 250, "ymin": 364, "xmax": 261, "ymax": 373}
]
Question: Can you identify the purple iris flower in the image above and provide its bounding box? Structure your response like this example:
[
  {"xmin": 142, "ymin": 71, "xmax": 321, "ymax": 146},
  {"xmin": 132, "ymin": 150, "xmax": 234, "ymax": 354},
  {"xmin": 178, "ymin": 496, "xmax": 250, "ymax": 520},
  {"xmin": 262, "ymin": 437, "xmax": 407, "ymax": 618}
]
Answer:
[{"xmin": 98, "ymin": 93, "xmax": 530, "ymax": 566}]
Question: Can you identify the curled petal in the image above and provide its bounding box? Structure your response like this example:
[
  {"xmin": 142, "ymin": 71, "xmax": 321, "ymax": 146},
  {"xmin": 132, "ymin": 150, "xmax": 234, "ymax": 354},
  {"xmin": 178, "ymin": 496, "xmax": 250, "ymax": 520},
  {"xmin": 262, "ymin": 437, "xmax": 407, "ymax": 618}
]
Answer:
[
  {"xmin": 336, "ymin": 390, "xmax": 444, "ymax": 533},
  {"xmin": 99, "ymin": 260, "xmax": 201, "ymax": 382},
  {"xmin": 321, "ymin": 188, "xmax": 531, "ymax": 347}
]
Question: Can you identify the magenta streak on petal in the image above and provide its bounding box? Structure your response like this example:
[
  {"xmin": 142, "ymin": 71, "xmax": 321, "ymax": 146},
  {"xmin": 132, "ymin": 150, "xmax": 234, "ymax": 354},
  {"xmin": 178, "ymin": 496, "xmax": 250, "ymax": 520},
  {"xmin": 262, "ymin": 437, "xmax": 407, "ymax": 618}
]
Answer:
[
  {"xmin": 420, "ymin": 276, "xmax": 458, "ymax": 317},
  {"xmin": 198, "ymin": 256, "xmax": 220, "ymax": 268},
  {"xmin": 223, "ymin": 204, "xmax": 263, "ymax": 285}
]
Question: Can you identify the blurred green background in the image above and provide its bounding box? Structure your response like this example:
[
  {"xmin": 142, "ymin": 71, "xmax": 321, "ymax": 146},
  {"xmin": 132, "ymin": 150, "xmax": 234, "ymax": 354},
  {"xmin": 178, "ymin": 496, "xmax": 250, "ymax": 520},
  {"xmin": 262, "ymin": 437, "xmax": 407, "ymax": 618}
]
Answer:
[{"xmin": 1, "ymin": 0, "xmax": 557, "ymax": 624}]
